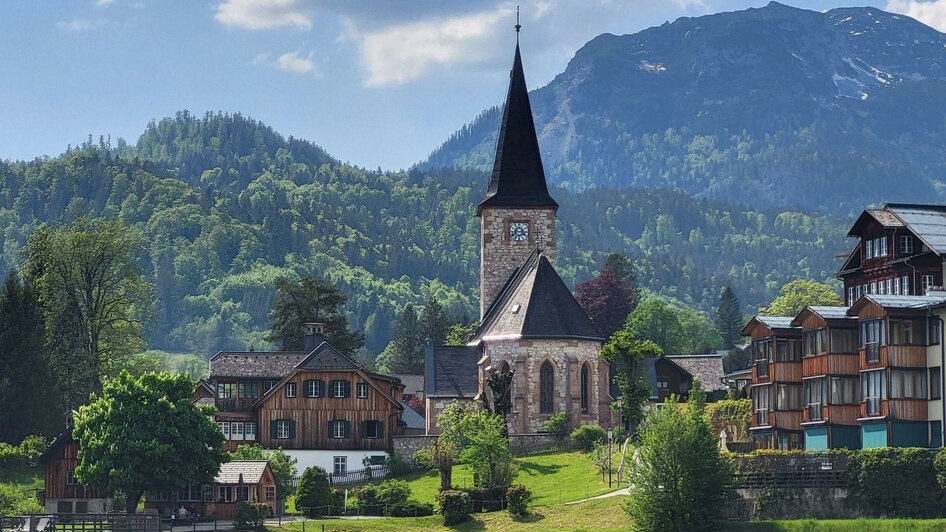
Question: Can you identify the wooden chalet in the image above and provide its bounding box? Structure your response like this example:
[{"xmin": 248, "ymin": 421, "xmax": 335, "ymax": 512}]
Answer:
[
  {"xmin": 209, "ymin": 323, "xmax": 405, "ymax": 474},
  {"xmin": 145, "ymin": 461, "xmax": 277, "ymax": 520},
  {"xmin": 38, "ymin": 429, "xmax": 112, "ymax": 514},
  {"xmin": 846, "ymin": 294, "xmax": 946, "ymax": 448},
  {"xmin": 654, "ymin": 354, "xmax": 727, "ymax": 402},
  {"xmin": 791, "ymin": 306, "xmax": 861, "ymax": 450},
  {"xmin": 839, "ymin": 204, "xmax": 946, "ymax": 305},
  {"xmin": 743, "ymin": 316, "xmax": 803, "ymax": 449}
]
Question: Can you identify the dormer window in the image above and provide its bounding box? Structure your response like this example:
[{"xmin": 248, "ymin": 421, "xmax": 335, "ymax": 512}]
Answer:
[{"xmin": 511, "ymin": 304, "xmax": 521, "ymax": 314}]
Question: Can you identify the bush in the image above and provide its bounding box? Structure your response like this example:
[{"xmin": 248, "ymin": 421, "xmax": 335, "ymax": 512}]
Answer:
[
  {"xmin": 849, "ymin": 447, "xmax": 945, "ymax": 518},
  {"xmin": 15, "ymin": 436, "xmax": 49, "ymax": 466},
  {"xmin": 412, "ymin": 447, "xmax": 433, "ymax": 470},
  {"xmin": 385, "ymin": 453, "xmax": 411, "ymax": 476},
  {"xmin": 544, "ymin": 412, "xmax": 570, "ymax": 440},
  {"xmin": 571, "ymin": 425, "xmax": 606, "ymax": 452},
  {"xmin": 387, "ymin": 501, "xmax": 434, "ymax": 517},
  {"xmin": 351, "ymin": 479, "xmax": 413, "ymax": 516},
  {"xmin": 438, "ymin": 490, "xmax": 471, "ymax": 526},
  {"xmin": 460, "ymin": 488, "xmax": 506, "ymax": 512},
  {"xmin": 506, "ymin": 484, "xmax": 532, "ymax": 518},
  {"xmin": 295, "ymin": 466, "xmax": 332, "ymax": 517},
  {"xmin": 233, "ymin": 502, "xmax": 269, "ymax": 531}
]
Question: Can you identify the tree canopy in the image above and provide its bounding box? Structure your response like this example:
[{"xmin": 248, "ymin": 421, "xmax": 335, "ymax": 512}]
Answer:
[
  {"xmin": 575, "ymin": 269, "xmax": 639, "ymax": 338},
  {"xmin": 760, "ymin": 279, "xmax": 843, "ymax": 317},
  {"xmin": 231, "ymin": 444, "xmax": 298, "ymax": 500},
  {"xmin": 265, "ymin": 275, "xmax": 364, "ymax": 355},
  {"xmin": 601, "ymin": 329, "xmax": 662, "ymax": 428},
  {"xmin": 715, "ymin": 285, "xmax": 743, "ymax": 349},
  {"xmin": 72, "ymin": 371, "xmax": 226, "ymax": 513}
]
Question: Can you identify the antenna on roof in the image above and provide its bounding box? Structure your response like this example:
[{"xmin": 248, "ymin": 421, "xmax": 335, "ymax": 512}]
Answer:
[{"xmin": 515, "ymin": 5, "xmax": 521, "ymax": 41}]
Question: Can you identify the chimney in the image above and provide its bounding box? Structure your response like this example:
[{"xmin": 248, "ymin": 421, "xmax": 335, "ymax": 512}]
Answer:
[{"xmin": 303, "ymin": 322, "xmax": 326, "ymax": 352}]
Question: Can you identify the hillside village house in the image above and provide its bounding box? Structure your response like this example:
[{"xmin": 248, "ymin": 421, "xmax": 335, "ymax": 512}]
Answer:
[
  {"xmin": 209, "ymin": 323, "xmax": 406, "ymax": 474},
  {"xmin": 38, "ymin": 430, "xmax": 113, "ymax": 515},
  {"xmin": 144, "ymin": 461, "xmax": 278, "ymax": 520},
  {"xmin": 425, "ymin": 40, "xmax": 613, "ymax": 435}
]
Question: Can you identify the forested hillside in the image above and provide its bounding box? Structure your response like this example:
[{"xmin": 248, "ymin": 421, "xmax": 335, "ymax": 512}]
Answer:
[
  {"xmin": 0, "ymin": 112, "xmax": 846, "ymax": 356},
  {"xmin": 424, "ymin": 2, "xmax": 946, "ymax": 214}
]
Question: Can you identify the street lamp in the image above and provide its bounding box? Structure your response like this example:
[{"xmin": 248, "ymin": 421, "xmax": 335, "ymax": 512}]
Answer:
[{"xmin": 607, "ymin": 427, "xmax": 613, "ymax": 488}]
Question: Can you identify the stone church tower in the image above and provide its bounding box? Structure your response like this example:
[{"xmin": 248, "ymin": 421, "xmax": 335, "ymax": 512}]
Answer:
[
  {"xmin": 425, "ymin": 35, "xmax": 614, "ymax": 436},
  {"xmin": 477, "ymin": 43, "xmax": 559, "ymax": 319}
]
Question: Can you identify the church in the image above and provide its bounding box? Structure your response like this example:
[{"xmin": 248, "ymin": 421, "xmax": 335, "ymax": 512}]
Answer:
[{"xmin": 424, "ymin": 37, "xmax": 614, "ymax": 435}]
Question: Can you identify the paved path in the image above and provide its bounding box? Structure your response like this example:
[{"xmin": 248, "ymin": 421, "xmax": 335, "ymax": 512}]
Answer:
[{"xmin": 566, "ymin": 487, "xmax": 629, "ymax": 505}]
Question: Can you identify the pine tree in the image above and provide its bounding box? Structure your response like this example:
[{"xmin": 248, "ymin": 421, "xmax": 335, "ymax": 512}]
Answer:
[
  {"xmin": 419, "ymin": 297, "xmax": 449, "ymax": 346},
  {"xmin": 715, "ymin": 285, "xmax": 743, "ymax": 348},
  {"xmin": 265, "ymin": 276, "xmax": 364, "ymax": 355},
  {"xmin": 377, "ymin": 304, "xmax": 425, "ymax": 374}
]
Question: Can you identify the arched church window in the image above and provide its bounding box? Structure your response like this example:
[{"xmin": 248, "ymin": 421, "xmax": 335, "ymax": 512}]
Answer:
[
  {"xmin": 580, "ymin": 364, "xmax": 589, "ymax": 414},
  {"xmin": 540, "ymin": 362, "xmax": 554, "ymax": 413}
]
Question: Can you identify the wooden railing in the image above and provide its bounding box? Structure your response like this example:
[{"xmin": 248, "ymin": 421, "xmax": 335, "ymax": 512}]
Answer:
[
  {"xmin": 215, "ymin": 398, "xmax": 257, "ymax": 411},
  {"xmin": 771, "ymin": 410, "xmax": 803, "ymax": 429},
  {"xmin": 886, "ymin": 345, "xmax": 928, "ymax": 368},
  {"xmin": 887, "ymin": 399, "xmax": 929, "ymax": 421},
  {"xmin": 770, "ymin": 361, "xmax": 802, "ymax": 382}
]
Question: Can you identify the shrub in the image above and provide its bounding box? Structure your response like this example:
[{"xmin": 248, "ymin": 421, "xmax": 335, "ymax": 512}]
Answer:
[
  {"xmin": 233, "ymin": 502, "xmax": 269, "ymax": 531},
  {"xmin": 387, "ymin": 501, "xmax": 434, "ymax": 517},
  {"xmin": 385, "ymin": 453, "xmax": 411, "ymax": 476},
  {"xmin": 506, "ymin": 484, "xmax": 532, "ymax": 518},
  {"xmin": 849, "ymin": 447, "xmax": 945, "ymax": 518},
  {"xmin": 351, "ymin": 479, "xmax": 413, "ymax": 516},
  {"xmin": 16, "ymin": 436, "xmax": 49, "ymax": 466},
  {"xmin": 571, "ymin": 425, "xmax": 606, "ymax": 452},
  {"xmin": 438, "ymin": 490, "xmax": 471, "ymax": 526},
  {"xmin": 544, "ymin": 412, "xmax": 570, "ymax": 441},
  {"xmin": 936, "ymin": 447, "xmax": 946, "ymax": 491},
  {"xmin": 295, "ymin": 466, "xmax": 332, "ymax": 517}
]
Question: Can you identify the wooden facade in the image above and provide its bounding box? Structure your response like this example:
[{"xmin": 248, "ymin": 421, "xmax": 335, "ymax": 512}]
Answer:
[
  {"xmin": 145, "ymin": 461, "xmax": 278, "ymax": 520},
  {"xmin": 43, "ymin": 441, "xmax": 108, "ymax": 501},
  {"xmin": 744, "ymin": 317, "xmax": 804, "ymax": 450}
]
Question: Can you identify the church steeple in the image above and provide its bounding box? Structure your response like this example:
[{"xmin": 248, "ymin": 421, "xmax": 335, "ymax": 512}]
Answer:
[{"xmin": 477, "ymin": 40, "xmax": 558, "ymax": 215}]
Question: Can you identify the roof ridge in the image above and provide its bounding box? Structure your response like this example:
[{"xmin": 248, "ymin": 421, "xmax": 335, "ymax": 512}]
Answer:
[{"xmin": 474, "ymin": 249, "xmax": 541, "ymax": 340}]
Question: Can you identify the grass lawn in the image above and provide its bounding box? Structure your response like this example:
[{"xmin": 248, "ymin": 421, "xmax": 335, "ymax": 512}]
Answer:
[
  {"xmin": 368, "ymin": 451, "xmax": 621, "ymax": 507},
  {"xmin": 268, "ymin": 495, "xmax": 630, "ymax": 531},
  {"xmin": 733, "ymin": 519, "xmax": 946, "ymax": 531}
]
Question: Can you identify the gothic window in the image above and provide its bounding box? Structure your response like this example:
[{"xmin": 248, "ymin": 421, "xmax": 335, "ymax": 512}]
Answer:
[
  {"xmin": 540, "ymin": 361, "xmax": 554, "ymax": 413},
  {"xmin": 580, "ymin": 364, "xmax": 590, "ymax": 414}
]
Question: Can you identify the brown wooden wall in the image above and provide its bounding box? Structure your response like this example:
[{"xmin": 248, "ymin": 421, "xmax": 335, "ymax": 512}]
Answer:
[
  {"xmin": 803, "ymin": 354, "xmax": 859, "ymax": 376},
  {"xmin": 886, "ymin": 345, "xmax": 927, "ymax": 368},
  {"xmin": 771, "ymin": 361, "xmax": 802, "ymax": 382},
  {"xmin": 771, "ymin": 411, "xmax": 803, "ymax": 430},
  {"xmin": 44, "ymin": 442, "xmax": 106, "ymax": 499},
  {"xmin": 887, "ymin": 399, "xmax": 928, "ymax": 421},
  {"xmin": 257, "ymin": 370, "xmax": 401, "ymax": 450}
]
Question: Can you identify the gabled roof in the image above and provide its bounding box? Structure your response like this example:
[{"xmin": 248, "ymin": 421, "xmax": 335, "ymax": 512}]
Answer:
[
  {"xmin": 885, "ymin": 204, "xmax": 946, "ymax": 254},
  {"xmin": 400, "ymin": 401, "xmax": 425, "ymax": 430},
  {"xmin": 427, "ymin": 345, "xmax": 480, "ymax": 398},
  {"xmin": 847, "ymin": 293, "xmax": 946, "ymax": 315},
  {"xmin": 210, "ymin": 351, "xmax": 306, "ymax": 379},
  {"xmin": 394, "ymin": 374, "xmax": 424, "ymax": 396},
  {"xmin": 664, "ymin": 354, "xmax": 727, "ymax": 392},
  {"xmin": 848, "ymin": 208, "xmax": 905, "ymax": 236},
  {"xmin": 473, "ymin": 250, "xmax": 602, "ymax": 342},
  {"xmin": 790, "ymin": 306, "xmax": 856, "ymax": 327},
  {"xmin": 741, "ymin": 316, "xmax": 796, "ymax": 337},
  {"xmin": 477, "ymin": 42, "xmax": 558, "ymax": 214},
  {"xmin": 295, "ymin": 341, "xmax": 359, "ymax": 371},
  {"xmin": 215, "ymin": 461, "xmax": 271, "ymax": 485}
]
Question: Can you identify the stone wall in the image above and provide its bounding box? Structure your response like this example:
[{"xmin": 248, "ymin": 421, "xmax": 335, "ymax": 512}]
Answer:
[
  {"xmin": 392, "ymin": 433, "xmax": 567, "ymax": 466},
  {"xmin": 736, "ymin": 488, "xmax": 865, "ymax": 520},
  {"xmin": 479, "ymin": 207, "xmax": 556, "ymax": 318}
]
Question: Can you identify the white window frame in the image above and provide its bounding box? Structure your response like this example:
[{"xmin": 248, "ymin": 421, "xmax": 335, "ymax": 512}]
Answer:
[
  {"xmin": 285, "ymin": 382, "xmax": 296, "ymax": 398},
  {"xmin": 332, "ymin": 421, "xmax": 345, "ymax": 439},
  {"xmin": 276, "ymin": 420, "xmax": 291, "ymax": 439},
  {"xmin": 901, "ymin": 235, "xmax": 914, "ymax": 254},
  {"xmin": 219, "ymin": 486, "xmax": 234, "ymax": 503},
  {"xmin": 306, "ymin": 380, "xmax": 320, "ymax": 398},
  {"xmin": 357, "ymin": 383, "xmax": 368, "ymax": 399},
  {"xmin": 264, "ymin": 485, "xmax": 276, "ymax": 502},
  {"xmin": 231, "ymin": 421, "xmax": 244, "ymax": 441},
  {"xmin": 902, "ymin": 276, "xmax": 910, "ymax": 295},
  {"xmin": 870, "ymin": 282, "xmax": 877, "ymax": 294},
  {"xmin": 923, "ymin": 275, "xmax": 935, "ymax": 294},
  {"xmin": 218, "ymin": 422, "xmax": 230, "ymax": 439},
  {"xmin": 848, "ymin": 287, "xmax": 855, "ymax": 305},
  {"xmin": 877, "ymin": 237, "xmax": 887, "ymax": 257},
  {"xmin": 245, "ymin": 421, "xmax": 256, "ymax": 440},
  {"xmin": 333, "ymin": 456, "xmax": 347, "ymax": 475},
  {"xmin": 333, "ymin": 380, "xmax": 346, "ymax": 398},
  {"xmin": 886, "ymin": 279, "xmax": 893, "ymax": 295}
]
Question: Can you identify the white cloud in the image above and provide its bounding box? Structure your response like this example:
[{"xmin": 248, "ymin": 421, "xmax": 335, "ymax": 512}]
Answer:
[
  {"xmin": 276, "ymin": 51, "xmax": 315, "ymax": 73},
  {"xmin": 215, "ymin": 0, "xmax": 312, "ymax": 30},
  {"xmin": 95, "ymin": 0, "xmax": 115, "ymax": 7},
  {"xmin": 252, "ymin": 52, "xmax": 272, "ymax": 65},
  {"xmin": 57, "ymin": 19, "xmax": 104, "ymax": 31},
  {"xmin": 886, "ymin": 0, "xmax": 946, "ymax": 31},
  {"xmin": 357, "ymin": 6, "xmax": 515, "ymax": 87}
]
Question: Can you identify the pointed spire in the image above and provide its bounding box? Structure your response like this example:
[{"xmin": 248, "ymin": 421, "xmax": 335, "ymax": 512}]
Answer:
[{"xmin": 477, "ymin": 31, "xmax": 558, "ymax": 215}]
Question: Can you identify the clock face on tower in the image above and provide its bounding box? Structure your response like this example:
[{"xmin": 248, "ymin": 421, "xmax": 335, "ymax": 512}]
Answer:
[{"xmin": 509, "ymin": 222, "xmax": 529, "ymax": 242}]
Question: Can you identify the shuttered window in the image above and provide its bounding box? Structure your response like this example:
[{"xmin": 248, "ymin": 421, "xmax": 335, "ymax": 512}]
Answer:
[
  {"xmin": 305, "ymin": 380, "xmax": 323, "ymax": 398},
  {"xmin": 330, "ymin": 420, "xmax": 351, "ymax": 439},
  {"xmin": 273, "ymin": 419, "xmax": 295, "ymax": 439},
  {"xmin": 331, "ymin": 380, "xmax": 350, "ymax": 398},
  {"xmin": 360, "ymin": 420, "xmax": 384, "ymax": 439}
]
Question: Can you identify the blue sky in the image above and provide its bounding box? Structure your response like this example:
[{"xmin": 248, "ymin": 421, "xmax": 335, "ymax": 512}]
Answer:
[{"xmin": 7, "ymin": 0, "xmax": 942, "ymax": 170}]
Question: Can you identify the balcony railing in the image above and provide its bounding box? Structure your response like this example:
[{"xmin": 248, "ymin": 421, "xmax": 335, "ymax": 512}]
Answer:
[
  {"xmin": 756, "ymin": 359, "xmax": 769, "ymax": 378},
  {"xmin": 807, "ymin": 402, "xmax": 823, "ymax": 421},
  {"xmin": 216, "ymin": 398, "xmax": 257, "ymax": 411}
]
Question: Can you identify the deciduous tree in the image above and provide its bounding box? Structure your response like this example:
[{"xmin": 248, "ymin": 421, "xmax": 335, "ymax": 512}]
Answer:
[
  {"xmin": 760, "ymin": 279, "xmax": 843, "ymax": 317},
  {"xmin": 575, "ymin": 270, "xmax": 638, "ymax": 338},
  {"xmin": 265, "ymin": 276, "xmax": 364, "ymax": 355},
  {"xmin": 231, "ymin": 444, "xmax": 298, "ymax": 500},
  {"xmin": 601, "ymin": 330, "xmax": 662, "ymax": 428},
  {"xmin": 72, "ymin": 371, "xmax": 226, "ymax": 513}
]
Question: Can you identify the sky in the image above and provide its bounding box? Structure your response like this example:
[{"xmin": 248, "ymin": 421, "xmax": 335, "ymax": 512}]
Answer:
[{"xmin": 3, "ymin": 0, "xmax": 944, "ymax": 170}]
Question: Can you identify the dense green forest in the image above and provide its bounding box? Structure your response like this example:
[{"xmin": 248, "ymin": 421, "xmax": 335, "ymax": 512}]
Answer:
[{"xmin": 0, "ymin": 111, "xmax": 846, "ymax": 357}]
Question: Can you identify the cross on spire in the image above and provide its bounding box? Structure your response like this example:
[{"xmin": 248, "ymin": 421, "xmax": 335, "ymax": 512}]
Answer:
[{"xmin": 515, "ymin": 5, "xmax": 521, "ymax": 40}]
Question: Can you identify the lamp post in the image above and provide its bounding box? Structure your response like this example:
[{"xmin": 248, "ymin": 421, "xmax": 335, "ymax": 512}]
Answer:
[{"xmin": 607, "ymin": 427, "xmax": 613, "ymax": 488}]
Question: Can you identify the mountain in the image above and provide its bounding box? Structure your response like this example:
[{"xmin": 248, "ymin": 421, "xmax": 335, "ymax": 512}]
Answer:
[
  {"xmin": 0, "ymin": 113, "xmax": 847, "ymax": 356},
  {"xmin": 424, "ymin": 2, "xmax": 946, "ymax": 214}
]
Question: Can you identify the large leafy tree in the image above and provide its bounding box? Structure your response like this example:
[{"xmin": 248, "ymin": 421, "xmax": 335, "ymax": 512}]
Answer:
[
  {"xmin": 0, "ymin": 272, "xmax": 61, "ymax": 441},
  {"xmin": 760, "ymin": 279, "xmax": 843, "ymax": 317},
  {"xmin": 715, "ymin": 285, "xmax": 743, "ymax": 349},
  {"xmin": 625, "ymin": 298, "xmax": 683, "ymax": 354},
  {"xmin": 73, "ymin": 371, "xmax": 226, "ymax": 513},
  {"xmin": 265, "ymin": 276, "xmax": 364, "ymax": 355},
  {"xmin": 601, "ymin": 329, "xmax": 662, "ymax": 428},
  {"xmin": 625, "ymin": 381, "xmax": 733, "ymax": 531},
  {"xmin": 24, "ymin": 218, "xmax": 154, "ymax": 411},
  {"xmin": 575, "ymin": 270, "xmax": 639, "ymax": 338},
  {"xmin": 231, "ymin": 444, "xmax": 298, "ymax": 500}
]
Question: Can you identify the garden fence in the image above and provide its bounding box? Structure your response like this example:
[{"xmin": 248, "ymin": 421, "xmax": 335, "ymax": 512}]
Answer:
[
  {"xmin": 291, "ymin": 465, "xmax": 392, "ymax": 488},
  {"xmin": 732, "ymin": 453, "xmax": 849, "ymax": 489}
]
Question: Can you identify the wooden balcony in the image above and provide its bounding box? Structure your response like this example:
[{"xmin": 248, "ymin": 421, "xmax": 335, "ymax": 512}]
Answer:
[
  {"xmin": 860, "ymin": 345, "xmax": 927, "ymax": 370},
  {"xmin": 770, "ymin": 361, "xmax": 802, "ymax": 382},
  {"xmin": 802, "ymin": 353, "xmax": 859, "ymax": 377},
  {"xmin": 752, "ymin": 361, "xmax": 770, "ymax": 384},
  {"xmin": 887, "ymin": 399, "xmax": 928, "ymax": 421},
  {"xmin": 804, "ymin": 404, "xmax": 860, "ymax": 426},
  {"xmin": 216, "ymin": 398, "xmax": 258, "ymax": 412},
  {"xmin": 771, "ymin": 410, "xmax": 803, "ymax": 430}
]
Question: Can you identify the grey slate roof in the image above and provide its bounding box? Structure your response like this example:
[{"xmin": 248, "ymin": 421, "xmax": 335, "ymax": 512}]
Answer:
[
  {"xmin": 665, "ymin": 355, "xmax": 727, "ymax": 392},
  {"xmin": 428, "ymin": 346, "xmax": 480, "ymax": 398},
  {"xmin": 215, "ymin": 461, "xmax": 269, "ymax": 484},
  {"xmin": 474, "ymin": 250, "xmax": 603, "ymax": 342},
  {"xmin": 852, "ymin": 294, "xmax": 946, "ymax": 311},
  {"xmin": 754, "ymin": 316, "xmax": 796, "ymax": 329},
  {"xmin": 885, "ymin": 204, "xmax": 946, "ymax": 254},
  {"xmin": 477, "ymin": 43, "xmax": 558, "ymax": 214},
  {"xmin": 807, "ymin": 306, "xmax": 853, "ymax": 320},
  {"xmin": 400, "ymin": 401, "xmax": 425, "ymax": 430},
  {"xmin": 394, "ymin": 374, "xmax": 424, "ymax": 396},
  {"xmin": 210, "ymin": 351, "xmax": 306, "ymax": 379},
  {"xmin": 295, "ymin": 342, "xmax": 358, "ymax": 370}
]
